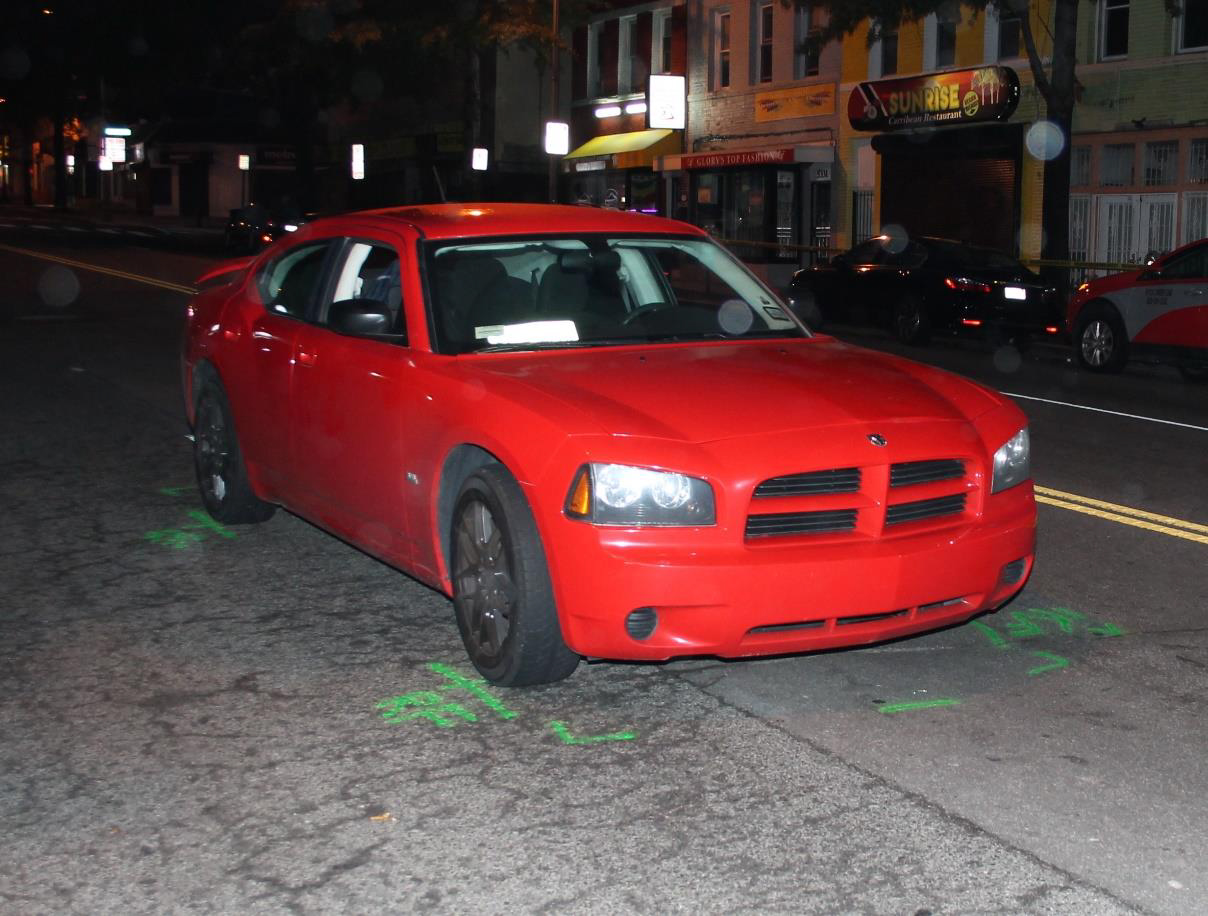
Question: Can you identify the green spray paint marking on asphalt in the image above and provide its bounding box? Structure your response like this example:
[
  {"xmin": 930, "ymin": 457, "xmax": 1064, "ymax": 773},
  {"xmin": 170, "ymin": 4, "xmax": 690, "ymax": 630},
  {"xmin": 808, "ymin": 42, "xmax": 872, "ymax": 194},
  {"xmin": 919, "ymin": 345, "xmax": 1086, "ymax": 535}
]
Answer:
[
  {"xmin": 1027, "ymin": 651, "xmax": 1070, "ymax": 676},
  {"xmin": 877, "ymin": 698, "xmax": 961, "ymax": 714},
  {"xmin": 375, "ymin": 662, "xmax": 636, "ymax": 746},
  {"xmin": 969, "ymin": 620, "xmax": 1008, "ymax": 649},
  {"xmin": 548, "ymin": 721, "xmax": 637, "ymax": 745},
  {"xmin": 158, "ymin": 485, "xmax": 193, "ymax": 497},
  {"xmin": 428, "ymin": 662, "xmax": 518, "ymax": 720}
]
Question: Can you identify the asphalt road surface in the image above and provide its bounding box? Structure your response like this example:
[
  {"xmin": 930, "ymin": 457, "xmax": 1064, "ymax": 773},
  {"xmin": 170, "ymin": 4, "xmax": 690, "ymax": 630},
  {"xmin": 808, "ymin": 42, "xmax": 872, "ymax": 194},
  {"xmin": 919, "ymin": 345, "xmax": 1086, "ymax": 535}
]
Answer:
[{"xmin": 2, "ymin": 223, "xmax": 1205, "ymax": 915}]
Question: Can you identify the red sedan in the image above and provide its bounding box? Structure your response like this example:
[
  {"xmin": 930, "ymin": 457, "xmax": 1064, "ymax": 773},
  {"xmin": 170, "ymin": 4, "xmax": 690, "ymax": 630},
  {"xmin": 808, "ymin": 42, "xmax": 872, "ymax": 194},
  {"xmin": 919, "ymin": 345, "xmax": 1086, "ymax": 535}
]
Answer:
[{"xmin": 182, "ymin": 204, "xmax": 1036, "ymax": 686}]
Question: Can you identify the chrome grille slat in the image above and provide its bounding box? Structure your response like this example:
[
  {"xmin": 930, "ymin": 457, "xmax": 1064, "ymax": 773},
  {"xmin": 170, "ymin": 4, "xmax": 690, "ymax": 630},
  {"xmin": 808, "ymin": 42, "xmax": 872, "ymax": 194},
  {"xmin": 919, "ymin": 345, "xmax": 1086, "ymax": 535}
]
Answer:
[
  {"xmin": 890, "ymin": 459, "xmax": 965, "ymax": 487},
  {"xmin": 745, "ymin": 508, "xmax": 858, "ymax": 538},
  {"xmin": 753, "ymin": 467, "xmax": 861, "ymax": 498},
  {"xmin": 886, "ymin": 493, "xmax": 966, "ymax": 525}
]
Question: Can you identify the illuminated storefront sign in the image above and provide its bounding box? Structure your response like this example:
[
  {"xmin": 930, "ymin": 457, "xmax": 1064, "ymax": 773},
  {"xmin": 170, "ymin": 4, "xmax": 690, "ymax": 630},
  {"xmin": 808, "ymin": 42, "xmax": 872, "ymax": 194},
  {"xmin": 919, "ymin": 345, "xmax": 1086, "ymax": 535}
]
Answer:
[
  {"xmin": 755, "ymin": 83, "xmax": 836, "ymax": 123},
  {"xmin": 679, "ymin": 148, "xmax": 795, "ymax": 169},
  {"xmin": 648, "ymin": 74, "xmax": 686, "ymax": 130},
  {"xmin": 848, "ymin": 66, "xmax": 1019, "ymax": 131}
]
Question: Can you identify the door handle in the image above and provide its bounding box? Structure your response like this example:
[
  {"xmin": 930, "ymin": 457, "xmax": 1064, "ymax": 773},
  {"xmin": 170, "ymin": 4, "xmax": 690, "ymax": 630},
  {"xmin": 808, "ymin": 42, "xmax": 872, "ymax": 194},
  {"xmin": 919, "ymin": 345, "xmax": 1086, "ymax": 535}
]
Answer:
[{"xmin": 297, "ymin": 350, "xmax": 317, "ymax": 368}]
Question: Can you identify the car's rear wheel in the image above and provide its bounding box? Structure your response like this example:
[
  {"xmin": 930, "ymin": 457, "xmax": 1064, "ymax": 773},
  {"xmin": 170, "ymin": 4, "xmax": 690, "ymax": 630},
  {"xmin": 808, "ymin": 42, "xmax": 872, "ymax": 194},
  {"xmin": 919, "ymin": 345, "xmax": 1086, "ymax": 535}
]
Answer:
[
  {"xmin": 193, "ymin": 380, "xmax": 276, "ymax": 524},
  {"xmin": 1075, "ymin": 303, "xmax": 1128, "ymax": 373},
  {"xmin": 892, "ymin": 295, "xmax": 930, "ymax": 344},
  {"xmin": 450, "ymin": 465, "xmax": 579, "ymax": 687}
]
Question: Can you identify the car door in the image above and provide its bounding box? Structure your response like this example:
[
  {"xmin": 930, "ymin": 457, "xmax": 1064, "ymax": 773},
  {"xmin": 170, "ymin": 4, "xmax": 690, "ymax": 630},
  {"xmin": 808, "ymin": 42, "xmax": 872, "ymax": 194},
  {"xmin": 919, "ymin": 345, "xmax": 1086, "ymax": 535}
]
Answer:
[
  {"xmin": 1132, "ymin": 242, "xmax": 1208, "ymax": 349},
  {"xmin": 231, "ymin": 239, "xmax": 338, "ymax": 495},
  {"xmin": 287, "ymin": 229, "xmax": 415, "ymax": 566}
]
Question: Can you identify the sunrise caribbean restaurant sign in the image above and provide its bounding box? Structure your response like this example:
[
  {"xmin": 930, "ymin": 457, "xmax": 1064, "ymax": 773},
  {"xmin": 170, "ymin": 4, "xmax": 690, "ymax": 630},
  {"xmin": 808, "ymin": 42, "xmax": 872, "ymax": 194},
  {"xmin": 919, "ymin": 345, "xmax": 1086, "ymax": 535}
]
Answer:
[{"xmin": 848, "ymin": 66, "xmax": 1020, "ymax": 132}]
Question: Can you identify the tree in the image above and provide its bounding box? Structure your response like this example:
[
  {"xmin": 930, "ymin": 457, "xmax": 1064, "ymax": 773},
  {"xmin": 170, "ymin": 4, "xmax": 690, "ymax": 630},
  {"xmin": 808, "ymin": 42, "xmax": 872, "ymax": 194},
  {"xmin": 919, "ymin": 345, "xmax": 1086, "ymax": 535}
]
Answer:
[{"xmin": 794, "ymin": 0, "xmax": 1078, "ymax": 284}]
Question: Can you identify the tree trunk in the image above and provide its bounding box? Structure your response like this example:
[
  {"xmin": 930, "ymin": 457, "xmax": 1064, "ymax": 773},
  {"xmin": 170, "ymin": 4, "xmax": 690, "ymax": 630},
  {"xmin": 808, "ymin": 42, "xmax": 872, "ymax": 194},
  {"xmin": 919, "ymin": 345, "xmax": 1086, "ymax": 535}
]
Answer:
[{"xmin": 1039, "ymin": 0, "xmax": 1079, "ymax": 298}]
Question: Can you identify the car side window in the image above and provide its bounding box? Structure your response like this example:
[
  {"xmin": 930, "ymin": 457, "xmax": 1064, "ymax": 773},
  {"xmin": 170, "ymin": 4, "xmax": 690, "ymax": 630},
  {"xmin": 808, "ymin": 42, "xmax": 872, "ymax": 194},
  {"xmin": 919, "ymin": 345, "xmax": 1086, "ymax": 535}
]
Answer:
[
  {"xmin": 848, "ymin": 239, "xmax": 888, "ymax": 265},
  {"xmin": 323, "ymin": 240, "xmax": 405, "ymax": 335},
  {"xmin": 1160, "ymin": 245, "xmax": 1208, "ymax": 280},
  {"xmin": 257, "ymin": 242, "xmax": 331, "ymax": 318}
]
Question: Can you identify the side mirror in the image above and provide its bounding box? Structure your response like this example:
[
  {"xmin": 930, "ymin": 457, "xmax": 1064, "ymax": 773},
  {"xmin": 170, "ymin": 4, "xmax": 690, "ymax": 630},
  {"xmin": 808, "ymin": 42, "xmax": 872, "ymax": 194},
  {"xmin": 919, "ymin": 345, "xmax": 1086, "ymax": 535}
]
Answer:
[{"xmin": 329, "ymin": 298, "xmax": 395, "ymax": 336}]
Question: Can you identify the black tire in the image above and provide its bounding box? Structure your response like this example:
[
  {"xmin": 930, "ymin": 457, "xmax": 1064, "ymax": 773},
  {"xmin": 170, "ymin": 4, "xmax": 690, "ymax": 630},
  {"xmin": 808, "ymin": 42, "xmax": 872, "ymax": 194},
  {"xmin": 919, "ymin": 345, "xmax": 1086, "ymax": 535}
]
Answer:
[
  {"xmin": 892, "ymin": 295, "xmax": 931, "ymax": 345},
  {"xmin": 193, "ymin": 380, "xmax": 276, "ymax": 524},
  {"xmin": 450, "ymin": 465, "xmax": 579, "ymax": 687},
  {"xmin": 1074, "ymin": 302, "xmax": 1128, "ymax": 373}
]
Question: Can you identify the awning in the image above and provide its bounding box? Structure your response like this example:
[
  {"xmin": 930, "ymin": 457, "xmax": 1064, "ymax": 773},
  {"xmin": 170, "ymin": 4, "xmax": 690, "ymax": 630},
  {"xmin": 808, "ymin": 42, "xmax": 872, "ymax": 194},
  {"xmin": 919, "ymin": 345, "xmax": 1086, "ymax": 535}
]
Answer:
[{"xmin": 563, "ymin": 128, "xmax": 681, "ymax": 170}]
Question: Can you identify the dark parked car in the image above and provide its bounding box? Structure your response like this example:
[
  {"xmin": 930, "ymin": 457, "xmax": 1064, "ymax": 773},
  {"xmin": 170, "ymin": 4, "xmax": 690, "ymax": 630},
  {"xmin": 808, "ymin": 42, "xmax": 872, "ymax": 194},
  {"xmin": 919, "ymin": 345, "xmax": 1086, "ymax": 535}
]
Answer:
[
  {"xmin": 223, "ymin": 205, "xmax": 307, "ymax": 254},
  {"xmin": 785, "ymin": 235, "xmax": 1063, "ymax": 345}
]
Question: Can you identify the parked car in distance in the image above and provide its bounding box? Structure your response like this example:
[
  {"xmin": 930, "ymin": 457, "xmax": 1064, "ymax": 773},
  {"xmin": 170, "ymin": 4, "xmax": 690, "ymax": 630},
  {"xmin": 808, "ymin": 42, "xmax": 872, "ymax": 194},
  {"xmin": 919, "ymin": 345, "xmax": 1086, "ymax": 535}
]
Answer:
[
  {"xmin": 183, "ymin": 204, "xmax": 1036, "ymax": 686},
  {"xmin": 223, "ymin": 204, "xmax": 307, "ymax": 254},
  {"xmin": 786, "ymin": 234, "xmax": 1063, "ymax": 346},
  {"xmin": 1068, "ymin": 237, "xmax": 1208, "ymax": 379}
]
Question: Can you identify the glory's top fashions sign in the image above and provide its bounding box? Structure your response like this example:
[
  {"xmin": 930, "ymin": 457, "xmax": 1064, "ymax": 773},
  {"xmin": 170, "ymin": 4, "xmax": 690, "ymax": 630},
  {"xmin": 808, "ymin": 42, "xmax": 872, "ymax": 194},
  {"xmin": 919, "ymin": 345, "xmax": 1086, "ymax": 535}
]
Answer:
[{"xmin": 848, "ymin": 67, "xmax": 1020, "ymax": 131}]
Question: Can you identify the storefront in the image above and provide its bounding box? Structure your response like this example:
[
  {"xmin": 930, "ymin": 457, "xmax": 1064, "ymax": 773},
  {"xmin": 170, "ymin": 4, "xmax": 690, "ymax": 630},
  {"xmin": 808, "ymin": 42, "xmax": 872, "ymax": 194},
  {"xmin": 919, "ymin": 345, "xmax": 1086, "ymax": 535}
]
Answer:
[
  {"xmin": 654, "ymin": 145, "xmax": 833, "ymax": 286},
  {"xmin": 849, "ymin": 66, "xmax": 1025, "ymax": 254},
  {"xmin": 562, "ymin": 128, "xmax": 682, "ymax": 213}
]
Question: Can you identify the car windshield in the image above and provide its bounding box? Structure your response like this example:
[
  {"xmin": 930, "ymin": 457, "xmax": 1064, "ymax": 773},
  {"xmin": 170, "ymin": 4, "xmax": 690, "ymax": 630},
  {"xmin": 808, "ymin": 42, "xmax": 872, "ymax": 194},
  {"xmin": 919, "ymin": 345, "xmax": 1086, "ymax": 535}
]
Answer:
[{"xmin": 424, "ymin": 234, "xmax": 808, "ymax": 354}]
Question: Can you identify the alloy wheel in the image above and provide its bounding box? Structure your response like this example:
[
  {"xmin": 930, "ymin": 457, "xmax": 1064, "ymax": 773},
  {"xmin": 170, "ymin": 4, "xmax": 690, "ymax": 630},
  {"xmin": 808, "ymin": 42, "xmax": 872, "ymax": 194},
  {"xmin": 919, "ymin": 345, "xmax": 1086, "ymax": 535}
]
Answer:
[
  {"xmin": 1081, "ymin": 319, "xmax": 1114, "ymax": 368},
  {"xmin": 453, "ymin": 499, "xmax": 516, "ymax": 662}
]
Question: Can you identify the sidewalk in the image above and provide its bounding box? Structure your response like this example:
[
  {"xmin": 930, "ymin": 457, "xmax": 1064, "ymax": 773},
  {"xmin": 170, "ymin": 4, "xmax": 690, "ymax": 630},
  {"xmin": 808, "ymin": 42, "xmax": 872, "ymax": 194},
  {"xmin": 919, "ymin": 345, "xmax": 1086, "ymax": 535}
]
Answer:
[{"xmin": 0, "ymin": 203, "xmax": 224, "ymax": 253}]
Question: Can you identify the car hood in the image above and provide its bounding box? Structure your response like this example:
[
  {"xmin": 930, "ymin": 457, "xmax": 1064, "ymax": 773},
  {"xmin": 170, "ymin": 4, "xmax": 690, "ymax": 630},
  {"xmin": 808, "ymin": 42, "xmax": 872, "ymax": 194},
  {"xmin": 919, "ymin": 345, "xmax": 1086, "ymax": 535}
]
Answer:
[{"xmin": 463, "ymin": 338, "xmax": 1003, "ymax": 444}]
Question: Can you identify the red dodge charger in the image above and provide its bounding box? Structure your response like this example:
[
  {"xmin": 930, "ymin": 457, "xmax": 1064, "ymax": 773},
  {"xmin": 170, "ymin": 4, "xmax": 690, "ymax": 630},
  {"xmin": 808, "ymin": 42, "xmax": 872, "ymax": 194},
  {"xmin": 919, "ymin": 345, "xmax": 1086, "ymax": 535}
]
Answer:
[{"xmin": 182, "ymin": 204, "xmax": 1036, "ymax": 685}]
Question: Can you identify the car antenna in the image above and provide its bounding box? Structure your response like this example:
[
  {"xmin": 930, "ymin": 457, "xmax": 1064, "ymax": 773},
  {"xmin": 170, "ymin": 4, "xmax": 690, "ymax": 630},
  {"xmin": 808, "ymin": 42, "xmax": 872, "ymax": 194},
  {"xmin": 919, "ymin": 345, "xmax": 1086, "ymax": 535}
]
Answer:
[{"xmin": 432, "ymin": 165, "xmax": 447, "ymax": 203}]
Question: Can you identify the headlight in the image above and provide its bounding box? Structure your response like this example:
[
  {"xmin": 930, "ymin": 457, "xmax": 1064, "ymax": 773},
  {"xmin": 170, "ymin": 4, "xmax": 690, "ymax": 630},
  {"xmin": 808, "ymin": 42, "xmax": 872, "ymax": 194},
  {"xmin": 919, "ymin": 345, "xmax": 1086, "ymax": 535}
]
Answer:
[
  {"xmin": 565, "ymin": 463, "xmax": 715, "ymax": 527},
  {"xmin": 991, "ymin": 428, "xmax": 1030, "ymax": 494}
]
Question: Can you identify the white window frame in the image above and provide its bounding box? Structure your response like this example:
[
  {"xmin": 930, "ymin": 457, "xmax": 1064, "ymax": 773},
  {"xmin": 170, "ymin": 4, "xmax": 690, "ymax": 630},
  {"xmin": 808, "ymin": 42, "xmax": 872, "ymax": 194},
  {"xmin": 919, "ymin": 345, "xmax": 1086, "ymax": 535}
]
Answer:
[
  {"xmin": 1099, "ymin": 0, "xmax": 1130, "ymax": 61},
  {"xmin": 714, "ymin": 9, "xmax": 732, "ymax": 90},
  {"xmin": 619, "ymin": 15, "xmax": 637, "ymax": 95},
  {"xmin": 587, "ymin": 22, "xmax": 601, "ymax": 97},
  {"xmin": 755, "ymin": 1, "xmax": 775, "ymax": 84},
  {"xmin": 793, "ymin": 3, "xmax": 820, "ymax": 78},
  {"xmin": 1176, "ymin": 0, "xmax": 1208, "ymax": 52},
  {"xmin": 653, "ymin": 8, "xmax": 673, "ymax": 75}
]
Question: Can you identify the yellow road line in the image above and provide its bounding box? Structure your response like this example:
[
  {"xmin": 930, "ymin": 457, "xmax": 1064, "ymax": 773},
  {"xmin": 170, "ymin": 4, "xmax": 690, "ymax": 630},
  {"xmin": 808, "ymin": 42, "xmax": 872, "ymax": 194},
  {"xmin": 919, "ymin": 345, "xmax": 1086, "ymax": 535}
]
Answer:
[
  {"xmin": 1036, "ymin": 493, "xmax": 1208, "ymax": 546},
  {"xmin": 0, "ymin": 243, "xmax": 197, "ymax": 295},
  {"xmin": 1036, "ymin": 486, "xmax": 1208, "ymax": 535}
]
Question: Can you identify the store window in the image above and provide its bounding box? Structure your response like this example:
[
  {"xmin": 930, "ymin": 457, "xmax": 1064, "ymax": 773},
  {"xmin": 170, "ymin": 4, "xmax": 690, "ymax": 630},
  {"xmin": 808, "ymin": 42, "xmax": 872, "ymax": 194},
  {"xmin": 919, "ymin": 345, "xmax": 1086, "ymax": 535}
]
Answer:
[
  {"xmin": 1190, "ymin": 139, "xmax": 1208, "ymax": 183},
  {"xmin": 1143, "ymin": 142, "xmax": 1177, "ymax": 186},
  {"xmin": 1100, "ymin": 0, "xmax": 1129, "ymax": 60},
  {"xmin": 1100, "ymin": 144, "xmax": 1134, "ymax": 187},
  {"xmin": 1071, "ymin": 146, "xmax": 1092, "ymax": 186},
  {"xmin": 756, "ymin": 2, "xmax": 774, "ymax": 83},
  {"xmin": 714, "ymin": 11, "xmax": 732, "ymax": 89},
  {"xmin": 692, "ymin": 169, "xmax": 799, "ymax": 262},
  {"xmin": 1178, "ymin": 0, "xmax": 1208, "ymax": 51}
]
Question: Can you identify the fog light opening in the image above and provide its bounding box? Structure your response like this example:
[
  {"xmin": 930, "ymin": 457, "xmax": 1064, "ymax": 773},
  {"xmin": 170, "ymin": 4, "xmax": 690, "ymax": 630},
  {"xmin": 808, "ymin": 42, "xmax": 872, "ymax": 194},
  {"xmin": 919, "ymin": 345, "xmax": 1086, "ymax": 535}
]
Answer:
[
  {"xmin": 1000, "ymin": 557, "xmax": 1027, "ymax": 586},
  {"xmin": 625, "ymin": 607, "xmax": 658, "ymax": 641}
]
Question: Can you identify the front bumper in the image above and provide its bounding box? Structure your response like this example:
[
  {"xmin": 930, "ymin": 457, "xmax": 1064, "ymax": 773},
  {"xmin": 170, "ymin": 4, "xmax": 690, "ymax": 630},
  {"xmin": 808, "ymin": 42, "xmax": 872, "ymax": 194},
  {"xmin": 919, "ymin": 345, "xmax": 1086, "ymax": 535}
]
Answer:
[{"xmin": 547, "ymin": 483, "xmax": 1035, "ymax": 661}]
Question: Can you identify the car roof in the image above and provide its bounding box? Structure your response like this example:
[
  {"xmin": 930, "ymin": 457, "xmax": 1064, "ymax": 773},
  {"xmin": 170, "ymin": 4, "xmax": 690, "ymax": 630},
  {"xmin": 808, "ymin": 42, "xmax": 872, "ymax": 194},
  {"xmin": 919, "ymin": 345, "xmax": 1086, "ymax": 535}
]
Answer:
[{"xmin": 332, "ymin": 203, "xmax": 709, "ymax": 241}]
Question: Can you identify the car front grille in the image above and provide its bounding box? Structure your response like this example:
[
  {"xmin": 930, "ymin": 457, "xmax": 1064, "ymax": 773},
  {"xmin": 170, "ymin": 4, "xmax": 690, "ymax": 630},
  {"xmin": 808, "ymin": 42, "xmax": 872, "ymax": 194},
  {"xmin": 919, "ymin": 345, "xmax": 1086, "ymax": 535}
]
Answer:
[
  {"xmin": 890, "ymin": 459, "xmax": 964, "ymax": 487},
  {"xmin": 746, "ymin": 457, "xmax": 974, "ymax": 541},
  {"xmin": 753, "ymin": 467, "xmax": 861, "ymax": 497},
  {"xmin": 745, "ymin": 508, "xmax": 858, "ymax": 539},
  {"xmin": 886, "ymin": 493, "xmax": 967, "ymax": 526}
]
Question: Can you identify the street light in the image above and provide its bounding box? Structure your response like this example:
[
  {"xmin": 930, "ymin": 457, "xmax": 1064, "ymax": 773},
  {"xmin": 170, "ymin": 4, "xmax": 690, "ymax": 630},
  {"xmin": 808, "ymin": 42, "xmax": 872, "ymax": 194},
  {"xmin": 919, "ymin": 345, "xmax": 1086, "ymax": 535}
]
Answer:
[{"xmin": 238, "ymin": 154, "xmax": 250, "ymax": 207}]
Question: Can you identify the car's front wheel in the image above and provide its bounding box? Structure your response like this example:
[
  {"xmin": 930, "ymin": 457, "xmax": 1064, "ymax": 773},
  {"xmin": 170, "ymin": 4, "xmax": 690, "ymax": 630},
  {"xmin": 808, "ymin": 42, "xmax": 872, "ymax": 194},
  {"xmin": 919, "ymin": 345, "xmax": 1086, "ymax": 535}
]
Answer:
[
  {"xmin": 450, "ymin": 465, "xmax": 579, "ymax": 687},
  {"xmin": 193, "ymin": 380, "xmax": 276, "ymax": 524},
  {"xmin": 1075, "ymin": 303, "xmax": 1127, "ymax": 373}
]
